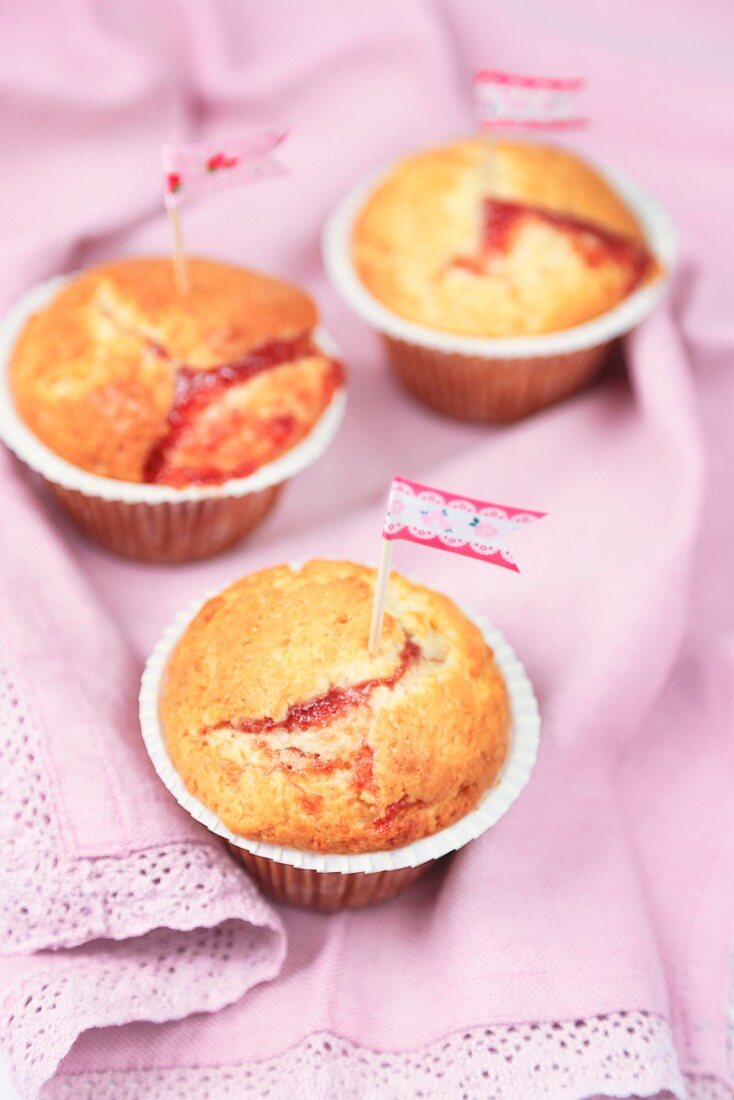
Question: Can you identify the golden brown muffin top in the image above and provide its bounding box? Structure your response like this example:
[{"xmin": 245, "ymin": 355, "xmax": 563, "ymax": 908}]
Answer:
[
  {"xmin": 352, "ymin": 138, "xmax": 658, "ymax": 337},
  {"xmin": 10, "ymin": 258, "xmax": 343, "ymax": 486},
  {"xmin": 161, "ymin": 560, "xmax": 509, "ymax": 853}
]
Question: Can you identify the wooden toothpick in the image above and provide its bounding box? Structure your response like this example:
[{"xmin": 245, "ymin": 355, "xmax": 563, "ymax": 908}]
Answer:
[
  {"xmin": 368, "ymin": 538, "xmax": 393, "ymax": 658},
  {"xmin": 168, "ymin": 205, "xmax": 189, "ymax": 295},
  {"xmin": 479, "ymin": 129, "xmax": 497, "ymax": 249}
]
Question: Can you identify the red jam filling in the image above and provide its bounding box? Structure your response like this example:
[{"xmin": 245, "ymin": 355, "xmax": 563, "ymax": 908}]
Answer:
[
  {"xmin": 453, "ymin": 197, "xmax": 654, "ymax": 293},
  {"xmin": 143, "ymin": 334, "xmax": 343, "ymax": 486},
  {"xmin": 373, "ymin": 794, "xmax": 425, "ymax": 832},
  {"xmin": 215, "ymin": 638, "xmax": 421, "ymax": 737}
]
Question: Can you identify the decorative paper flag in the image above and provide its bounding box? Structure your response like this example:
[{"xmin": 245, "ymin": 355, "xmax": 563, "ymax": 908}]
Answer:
[
  {"xmin": 162, "ymin": 129, "xmax": 289, "ymax": 209},
  {"xmin": 474, "ymin": 69, "xmax": 586, "ymax": 131},
  {"xmin": 368, "ymin": 477, "xmax": 545, "ymax": 656},
  {"xmin": 160, "ymin": 128, "xmax": 289, "ymax": 295},
  {"xmin": 383, "ymin": 477, "xmax": 545, "ymax": 572}
]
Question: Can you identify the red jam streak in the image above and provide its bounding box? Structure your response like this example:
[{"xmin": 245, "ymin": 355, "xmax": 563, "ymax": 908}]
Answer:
[
  {"xmin": 453, "ymin": 197, "xmax": 654, "ymax": 293},
  {"xmin": 143, "ymin": 334, "xmax": 343, "ymax": 486},
  {"xmin": 373, "ymin": 795, "xmax": 425, "ymax": 833},
  {"xmin": 215, "ymin": 638, "xmax": 421, "ymax": 737}
]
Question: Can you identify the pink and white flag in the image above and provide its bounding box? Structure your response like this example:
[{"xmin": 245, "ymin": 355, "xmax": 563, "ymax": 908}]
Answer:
[
  {"xmin": 162, "ymin": 129, "xmax": 289, "ymax": 208},
  {"xmin": 383, "ymin": 477, "xmax": 545, "ymax": 572},
  {"xmin": 474, "ymin": 70, "xmax": 586, "ymax": 131}
]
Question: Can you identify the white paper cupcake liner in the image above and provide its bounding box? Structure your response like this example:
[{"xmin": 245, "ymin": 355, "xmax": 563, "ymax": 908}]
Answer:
[
  {"xmin": 0, "ymin": 274, "xmax": 346, "ymax": 505},
  {"xmin": 139, "ymin": 571, "xmax": 541, "ymax": 876},
  {"xmin": 322, "ymin": 151, "xmax": 678, "ymax": 360}
]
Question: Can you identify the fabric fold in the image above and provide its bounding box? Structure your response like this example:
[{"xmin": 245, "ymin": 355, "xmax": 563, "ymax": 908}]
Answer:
[
  {"xmin": 0, "ymin": 0, "xmax": 732, "ymax": 1097},
  {"xmin": 0, "ymin": 458, "xmax": 285, "ymax": 1096},
  {"xmin": 1, "ymin": 920, "xmax": 284, "ymax": 1099}
]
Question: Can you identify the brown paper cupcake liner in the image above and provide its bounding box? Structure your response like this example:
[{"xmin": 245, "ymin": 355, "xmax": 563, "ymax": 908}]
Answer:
[
  {"xmin": 384, "ymin": 335, "xmax": 609, "ymax": 423},
  {"xmin": 50, "ymin": 482, "xmax": 282, "ymax": 564},
  {"xmin": 230, "ymin": 845, "xmax": 431, "ymax": 912}
]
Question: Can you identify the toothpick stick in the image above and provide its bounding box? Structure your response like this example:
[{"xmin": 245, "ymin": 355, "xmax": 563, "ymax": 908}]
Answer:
[
  {"xmin": 480, "ymin": 130, "xmax": 497, "ymax": 247},
  {"xmin": 368, "ymin": 538, "xmax": 393, "ymax": 657},
  {"xmin": 168, "ymin": 205, "xmax": 189, "ymax": 295},
  {"xmin": 480, "ymin": 131, "xmax": 495, "ymax": 186}
]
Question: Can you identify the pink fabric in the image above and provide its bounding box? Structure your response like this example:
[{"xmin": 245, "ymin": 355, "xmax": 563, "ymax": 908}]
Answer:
[{"xmin": 0, "ymin": 1, "xmax": 733, "ymax": 1097}]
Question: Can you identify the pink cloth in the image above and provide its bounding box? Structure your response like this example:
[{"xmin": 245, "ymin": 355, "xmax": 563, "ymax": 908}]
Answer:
[{"xmin": 0, "ymin": 1, "xmax": 732, "ymax": 1097}]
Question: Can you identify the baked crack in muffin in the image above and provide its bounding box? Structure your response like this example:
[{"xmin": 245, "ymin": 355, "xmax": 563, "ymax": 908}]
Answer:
[
  {"xmin": 161, "ymin": 561, "xmax": 510, "ymax": 853},
  {"xmin": 353, "ymin": 138, "xmax": 658, "ymax": 337},
  {"xmin": 10, "ymin": 258, "xmax": 343, "ymax": 487}
]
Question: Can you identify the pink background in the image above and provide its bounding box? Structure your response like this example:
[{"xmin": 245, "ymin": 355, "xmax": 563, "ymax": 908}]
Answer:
[{"xmin": 0, "ymin": 2, "xmax": 732, "ymax": 1097}]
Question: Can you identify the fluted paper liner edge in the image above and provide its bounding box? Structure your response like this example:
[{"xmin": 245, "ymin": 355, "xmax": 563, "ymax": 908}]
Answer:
[{"xmin": 139, "ymin": 578, "xmax": 541, "ymax": 876}]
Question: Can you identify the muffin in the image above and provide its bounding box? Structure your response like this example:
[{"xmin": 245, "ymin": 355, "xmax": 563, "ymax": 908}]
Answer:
[
  {"xmin": 9, "ymin": 257, "xmax": 343, "ymax": 487},
  {"xmin": 352, "ymin": 138, "xmax": 657, "ymax": 338},
  {"xmin": 325, "ymin": 137, "xmax": 672, "ymax": 423},
  {"xmin": 1, "ymin": 259, "xmax": 345, "ymax": 561},
  {"xmin": 160, "ymin": 560, "xmax": 510, "ymax": 854}
]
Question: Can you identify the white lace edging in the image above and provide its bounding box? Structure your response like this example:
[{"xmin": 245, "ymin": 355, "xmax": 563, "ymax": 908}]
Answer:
[
  {"xmin": 3, "ymin": 837, "xmax": 275, "ymax": 954},
  {"xmin": 40, "ymin": 1012, "xmax": 690, "ymax": 1099},
  {"xmin": 0, "ymin": 647, "xmax": 286, "ymax": 1098},
  {"xmin": 5, "ymin": 919, "xmax": 283, "ymax": 1098},
  {"xmin": 0, "ymin": 652, "xmax": 280, "ymax": 954}
]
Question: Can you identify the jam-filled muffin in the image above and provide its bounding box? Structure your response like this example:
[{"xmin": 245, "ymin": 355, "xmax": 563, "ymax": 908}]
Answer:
[
  {"xmin": 9, "ymin": 258, "xmax": 343, "ymax": 487},
  {"xmin": 161, "ymin": 560, "xmax": 509, "ymax": 853},
  {"xmin": 352, "ymin": 139, "xmax": 658, "ymax": 337}
]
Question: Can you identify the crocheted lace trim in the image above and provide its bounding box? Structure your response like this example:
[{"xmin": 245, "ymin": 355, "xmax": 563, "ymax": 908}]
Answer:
[
  {"xmin": 0, "ymin": 649, "xmax": 278, "ymax": 955},
  {"xmin": 39, "ymin": 1012, "xmax": 691, "ymax": 1099},
  {"xmin": 0, "ymin": 649, "xmax": 285, "ymax": 1098}
]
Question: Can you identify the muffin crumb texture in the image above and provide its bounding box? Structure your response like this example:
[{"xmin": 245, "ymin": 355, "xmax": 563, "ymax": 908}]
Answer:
[
  {"xmin": 161, "ymin": 560, "xmax": 510, "ymax": 853},
  {"xmin": 352, "ymin": 139, "xmax": 658, "ymax": 337},
  {"xmin": 10, "ymin": 258, "xmax": 342, "ymax": 486}
]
